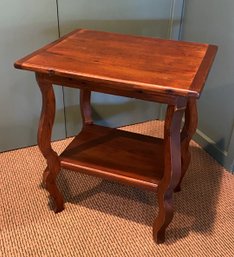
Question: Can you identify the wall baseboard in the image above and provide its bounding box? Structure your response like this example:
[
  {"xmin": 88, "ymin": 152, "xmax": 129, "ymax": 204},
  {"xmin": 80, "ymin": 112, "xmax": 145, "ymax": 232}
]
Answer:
[{"xmin": 193, "ymin": 129, "xmax": 234, "ymax": 173}]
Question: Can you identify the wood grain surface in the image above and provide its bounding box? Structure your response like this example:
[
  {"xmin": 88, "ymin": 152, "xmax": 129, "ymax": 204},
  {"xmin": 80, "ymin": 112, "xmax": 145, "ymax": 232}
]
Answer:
[{"xmin": 15, "ymin": 29, "xmax": 217, "ymax": 98}]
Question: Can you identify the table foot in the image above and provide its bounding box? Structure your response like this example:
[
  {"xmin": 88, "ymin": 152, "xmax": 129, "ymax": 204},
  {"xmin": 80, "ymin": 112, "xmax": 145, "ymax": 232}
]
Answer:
[
  {"xmin": 153, "ymin": 190, "xmax": 173, "ymax": 244},
  {"xmin": 43, "ymin": 152, "xmax": 64, "ymax": 213},
  {"xmin": 174, "ymin": 185, "xmax": 181, "ymax": 193},
  {"xmin": 46, "ymin": 177, "xmax": 64, "ymax": 213}
]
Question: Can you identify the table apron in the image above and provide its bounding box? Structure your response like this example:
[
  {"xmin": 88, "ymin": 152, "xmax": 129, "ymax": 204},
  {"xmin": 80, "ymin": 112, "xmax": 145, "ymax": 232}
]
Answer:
[{"xmin": 36, "ymin": 73, "xmax": 188, "ymax": 105}]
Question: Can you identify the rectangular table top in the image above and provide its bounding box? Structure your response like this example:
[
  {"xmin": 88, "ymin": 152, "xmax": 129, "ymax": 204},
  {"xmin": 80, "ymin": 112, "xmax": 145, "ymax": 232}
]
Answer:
[{"xmin": 15, "ymin": 29, "xmax": 217, "ymax": 98}]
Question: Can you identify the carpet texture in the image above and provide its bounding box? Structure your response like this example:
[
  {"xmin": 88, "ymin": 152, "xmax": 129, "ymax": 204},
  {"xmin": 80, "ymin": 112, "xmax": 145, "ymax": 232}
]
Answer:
[{"xmin": 0, "ymin": 120, "xmax": 233, "ymax": 257}]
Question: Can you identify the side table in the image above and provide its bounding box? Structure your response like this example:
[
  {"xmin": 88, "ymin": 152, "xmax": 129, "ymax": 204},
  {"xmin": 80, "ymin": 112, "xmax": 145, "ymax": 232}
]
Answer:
[{"xmin": 14, "ymin": 29, "xmax": 217, "ymax": 243}]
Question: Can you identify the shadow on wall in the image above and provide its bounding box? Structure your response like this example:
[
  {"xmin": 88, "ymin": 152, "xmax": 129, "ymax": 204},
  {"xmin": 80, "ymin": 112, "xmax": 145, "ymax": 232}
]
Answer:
[
  {"xmin": 196, "ymin": 82, "xmax": 234, "ymax": 171},
  {"xmin": 59, "ymin": 19, "xmax": 181, "ymax": 38},
  {"xmin": 0, "ymin": 103, "xmax": 66, "ymax": 152},
  {"xmin": 63, "ymin": 101, "xmax": 159, "ymax": 129},
  {"xmin": 198, "ymin": 83, "xmax": 234, "ymax": 152}
]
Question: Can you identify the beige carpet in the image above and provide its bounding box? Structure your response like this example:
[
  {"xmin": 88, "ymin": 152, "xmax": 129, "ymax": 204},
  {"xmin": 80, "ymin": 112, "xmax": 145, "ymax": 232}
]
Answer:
[{"xmin": 1, "ymin": 120, "xmax": 233, "ymax": 257}]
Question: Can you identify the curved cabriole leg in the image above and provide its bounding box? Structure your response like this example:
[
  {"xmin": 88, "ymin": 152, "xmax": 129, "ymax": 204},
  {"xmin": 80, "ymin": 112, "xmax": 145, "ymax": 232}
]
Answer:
[
  {"xmin": 36, "ymin": 74, "xmax": 64, "ymax": 213},
  {"xmin": 153, "ymin": 101, "xmax": 186, "ymax": 243},
  {"xmin": 175, "ymin": 98, "xmax": 198, "ymax": 192},
  {"xmin": 42, "ymin": 166, "xmax": 49, "ymax": 188},
  {"xmin": 80, "ymin": 89, "xmax": 93, "ymax": 126}
]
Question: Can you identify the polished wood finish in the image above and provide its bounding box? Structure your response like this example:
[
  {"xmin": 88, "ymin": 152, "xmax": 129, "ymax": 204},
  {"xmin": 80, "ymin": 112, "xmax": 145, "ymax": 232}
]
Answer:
[
  {"xmin": 36, "ymin": 74, "xmax": 64, "ymax": 213},
  {"xmin": 60, "ymin": 124, "xmax": 163, "ymax": 191},
  {"xmin": 15, "ymin": 29, "xmax": 217, "ymax": 99},
  {"xmin": 175, "ymin": 98, "xmax": 198, "ymax": 192},
  {"xmin": 34, "ymin": 73, "xmax": 180, "ymax": 105},
  {"xmin": 80, "ymin": 89, "xmax": 93, "ymax": 126},
  {"xmin": 14, "ymin": 29, "xmax": 217, "ymax": 243},
  {"xmin": 154, "ymin": 100, "xmax": 186, "ymax": 243}
]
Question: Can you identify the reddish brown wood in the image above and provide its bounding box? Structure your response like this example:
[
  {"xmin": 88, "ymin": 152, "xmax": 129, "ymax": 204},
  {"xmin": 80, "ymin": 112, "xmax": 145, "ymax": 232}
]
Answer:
[
  {"xmin": 60, "ymin": 124, "xmax": 163, "ymax": 191},
  {"xmin": 153, "ymin": 99, "xmax": 186, "ymax": 243},
  {"xmin": 175, "ymin": 98, "xmax": 198, "ymax": 192},
  {"xmin": 35, "ymin": 73, "xmax": 179, "ymax": 105},
  {"xmin": 15, "ymin": 29, "xmax": 217, "ymax": 99},
  {"xmin": 190, "ymin": 46, "xmax": 218, "ymax": 95},
  {"xmin": 36, "ymin": 73, "xmax": 64, "ymax": 213},
  {"xmin": 80, "ymin": 89, "xmax": 93, "ymax": 126},
  {"xmin": 14, "ymin": 29, "xmax": 217, "ymax": 244}
]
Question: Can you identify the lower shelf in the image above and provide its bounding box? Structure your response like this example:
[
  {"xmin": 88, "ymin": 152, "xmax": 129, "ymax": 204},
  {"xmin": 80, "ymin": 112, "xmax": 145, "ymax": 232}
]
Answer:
[{"xmin": 60, "ymin": 124, "xmax": 164, "ymax": 191}]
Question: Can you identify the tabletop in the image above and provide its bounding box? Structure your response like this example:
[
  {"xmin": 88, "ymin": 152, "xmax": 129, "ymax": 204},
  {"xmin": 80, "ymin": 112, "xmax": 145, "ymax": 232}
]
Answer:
[{"xmin": 15, "ymin": 29, "xmax": 217, "ymax": 98}]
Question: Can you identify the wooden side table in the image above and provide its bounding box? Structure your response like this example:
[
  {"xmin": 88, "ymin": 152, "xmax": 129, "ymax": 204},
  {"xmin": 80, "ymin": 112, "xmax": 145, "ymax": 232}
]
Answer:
[{"xmin": 14, "ymin": 29, "xmax": 217, "ymax": 243}]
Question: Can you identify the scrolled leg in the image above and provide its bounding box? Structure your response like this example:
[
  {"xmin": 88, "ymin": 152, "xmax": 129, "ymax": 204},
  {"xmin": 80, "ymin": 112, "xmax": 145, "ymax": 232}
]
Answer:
[
  {"xmin": 154, "ymin": 189, "xmax": 174, "ymax": 243},
  {"xmin": 175, "ymin": 98, "xmax": 198, "ymax": 192},
  {"xmin": 153, "ymin": 100, "xmax": 186, "ymax": 243},
  {"xmin": 36, "ymin": 73, "xmax": 64, "ymax": 213},
  {"xmin": 42, "ymin": 166, "xmax": 49, "ymax": 189},
  {"xmin": 80, "ymin": 89, "xmax": 93, "ymax": 126}
]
